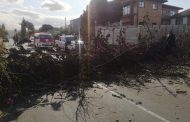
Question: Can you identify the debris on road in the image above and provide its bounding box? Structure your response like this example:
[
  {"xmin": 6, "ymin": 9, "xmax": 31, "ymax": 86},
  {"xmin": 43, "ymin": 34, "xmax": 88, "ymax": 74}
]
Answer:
[
  {"xmin": 135, "ymin": 101, "xmax": 142, "ymax": 105},
  {"xmin": 1, "ymin": 28, "xmax": 190, "ymax": 122},
  {"xmin": 176, "ymin": 90, "xmax": 187, "ymax": 94},
  {"xmin": 112, "ymin": 94, "xmax": 122, "ymax": 99}
]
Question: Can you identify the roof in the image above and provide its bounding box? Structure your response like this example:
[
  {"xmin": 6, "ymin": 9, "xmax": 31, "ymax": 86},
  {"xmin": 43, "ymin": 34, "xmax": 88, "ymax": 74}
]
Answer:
[
  {"xmin": 162, "ymin": 4, "xmax": 183, "ymax": 10},
  {"xmin": 70, "ymin": 17, "xmax": 81, "ymax": 22},
  {"xmin": 120, "ymin": 0, "xmax": 167, "ymax": 6},
  {"xmin": 172, "ymin": 9, "xmax": 190, "ymax": 17},
  {"xmin": 156, "ymin": 0, "xmax": 168, "ymax": 3},
  {"xmin": 119, "ymin": 0, "xmax": 167, "ymax": 3},
  {"xmin": 179, "ymin": 9, "xmax": 190, "ymax": 16}
]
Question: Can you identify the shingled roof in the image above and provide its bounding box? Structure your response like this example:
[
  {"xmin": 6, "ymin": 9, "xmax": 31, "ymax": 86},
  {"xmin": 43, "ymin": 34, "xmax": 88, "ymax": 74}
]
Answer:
[
  {"xmin": 179, "ymin": 9, "xmax": 190, "ymax": 16},
  {"xmin": 162, "ymin": 4, "xmax": 183, "ymax": 10},
  {"xmin": 172, "ymin": 9, "xmax": 190, "ymax": 17}
]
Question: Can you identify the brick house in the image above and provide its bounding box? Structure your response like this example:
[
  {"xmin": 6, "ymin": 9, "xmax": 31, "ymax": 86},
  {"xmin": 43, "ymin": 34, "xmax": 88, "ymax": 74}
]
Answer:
[
  {"xmin": 89, "ymin": 0, "xmax": 123, "ymax": 26},
  {"xmin": 119, "ymin": 0, "xmax": 182, "ymax": 25}
]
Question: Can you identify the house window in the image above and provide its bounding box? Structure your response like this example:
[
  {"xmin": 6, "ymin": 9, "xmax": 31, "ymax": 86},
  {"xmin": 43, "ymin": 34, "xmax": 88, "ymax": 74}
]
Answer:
[
  {"xmin": 123, "ymin": 5, "xmax": 131, "ymax": 15},
  {"xmin": 139, "ymin": 0, "xmax": 144, "ymax": 8},
  {"xmin": 153, "ymin": 2, "xmax": 158, "ymax": 10},
  {"xmin": 170, "ymin": 10, "xmax": 176, "ymax": 16}
]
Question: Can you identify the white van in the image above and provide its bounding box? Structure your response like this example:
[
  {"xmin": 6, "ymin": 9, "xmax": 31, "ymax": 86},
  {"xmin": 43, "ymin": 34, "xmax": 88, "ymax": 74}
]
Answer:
[{"xmin": 55, "ymin": 35, "xmax": 76, "ymax": 50}]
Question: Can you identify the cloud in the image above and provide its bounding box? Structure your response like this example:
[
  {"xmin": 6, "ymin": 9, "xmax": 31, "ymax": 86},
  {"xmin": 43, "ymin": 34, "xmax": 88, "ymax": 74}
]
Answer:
[
  {"xmin": 41, "ymin": 0, "xmax": 71, "ymax": 11},
  {"xmin": 12, "ymin": 9, "xmax": 40, "ymax": 19},
  {"xmin": 0, "ymin": 12, "xmax": 21, "ymax": 30},
  {"xmin": 0, "ymin": 8, "xmax": 77, "ymax": 30},
  {"xmin": 1, "ymin": 0, "xmax": 24, "ymax": 4},
  {"xmin": 0, "ymin": 0, "xmax": 77, "ymax": 30},
  {"xmin": 0, "ymin": 11, "xmax": 9, "ymax": 14}
]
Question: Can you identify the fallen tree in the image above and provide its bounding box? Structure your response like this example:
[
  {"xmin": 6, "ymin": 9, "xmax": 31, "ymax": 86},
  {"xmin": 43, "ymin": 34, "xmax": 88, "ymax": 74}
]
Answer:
[{"xmin": 0, "ymin": 31, "xmax": 190, "ymax": 121}]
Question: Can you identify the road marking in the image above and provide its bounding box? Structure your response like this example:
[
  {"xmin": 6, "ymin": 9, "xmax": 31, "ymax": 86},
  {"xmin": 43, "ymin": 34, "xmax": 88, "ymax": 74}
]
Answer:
[{"xmin": 97, "ymin": 84, "xmax": 171, "ymax": 122}]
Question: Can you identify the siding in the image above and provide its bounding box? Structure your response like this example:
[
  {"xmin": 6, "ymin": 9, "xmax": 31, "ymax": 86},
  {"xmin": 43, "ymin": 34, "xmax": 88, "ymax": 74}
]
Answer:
[{"xmin": 183, "ymin": 17, "xmax": 188, "ymax": 25}]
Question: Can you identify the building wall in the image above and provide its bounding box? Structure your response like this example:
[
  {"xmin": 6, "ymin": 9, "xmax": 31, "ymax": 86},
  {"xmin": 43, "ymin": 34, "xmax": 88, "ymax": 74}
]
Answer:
[
  {"xmin": 95, "ymin": 25, "xmax": 190, "ymax": 46},
  {"xmin": 188, "ymin": 17, "xmax": 190, "ymax": 25},
  {"xmin": 122, "ymin": 0, "xmax": 163, "ymax": 25},
  {"xmin": 162, "ymin": 7, "xmax": 178, "ymax": 18},
  {"xmin": 133, "ymin": 4, "xmax": 138, "ymax": 25},
  {"xmin": 122, "ymin": 15, "xmax": 134, "ymax": 25},
  {"xmin": 70, "ymin": 18, "xmax": 81, "ymax": 34},
  {"xmin": 183, "ymin": 17, "xmax": 188, "ymax": 25},
  {"xmin": 95, "ymin": 25, "xmax": 140, "ymax": 45},
  {"xmin": 121, "ymin": 0, "xmax": 135, "ymax": 25},
  {"xmin": 162, "ymin": 6, "xmax": 181, "ymax": 25},
  {"xmin": 138, "ymin": 0, "xmax": 162, "ymax": 25},
  {"xmin": 170, "ymin": 16, "xmax": 190, "ymax": 26},
  {"xmin": 170, "ymin": 18, "xmax": 176, "ymax": 25}
]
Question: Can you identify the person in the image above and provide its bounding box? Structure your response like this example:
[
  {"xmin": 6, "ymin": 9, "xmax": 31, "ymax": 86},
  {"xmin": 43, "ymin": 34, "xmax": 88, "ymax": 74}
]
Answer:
[{"xmin": 166, "ymin": 31, "xmax": 176, "ymax": 53}]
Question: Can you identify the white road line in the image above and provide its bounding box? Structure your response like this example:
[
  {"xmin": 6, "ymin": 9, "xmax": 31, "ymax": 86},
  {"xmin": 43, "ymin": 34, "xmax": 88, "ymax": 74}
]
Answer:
[{"xmin": 97, "ymin": 84, "xmax": 171, "ymax": 122}]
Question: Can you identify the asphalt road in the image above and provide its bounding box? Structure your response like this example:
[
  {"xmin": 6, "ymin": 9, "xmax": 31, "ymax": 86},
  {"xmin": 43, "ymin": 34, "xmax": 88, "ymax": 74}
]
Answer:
[{"xmin": 1, "ymin": 77, "xmax": 190, "ymax": 122}]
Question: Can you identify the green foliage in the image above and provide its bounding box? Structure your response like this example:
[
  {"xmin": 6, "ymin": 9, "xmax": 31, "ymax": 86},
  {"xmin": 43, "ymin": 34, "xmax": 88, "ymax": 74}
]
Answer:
[
  {"xmin": 0, "ymin": 24, "xmax": 8, "ymax": 40},
  {"xmin": 39, "ymin": 24, "xmax": 54, "ymax": 32},
  {"xmin": 20, "ymin": 19, "xmax": 27, "ymax": 39},
  {"xmin": 0, "ymin": 43, "xmax": 12, "ymax": 97},
  {"xmin": 20, "ymin": 18, "xmax": 35, "ymax": 40}
]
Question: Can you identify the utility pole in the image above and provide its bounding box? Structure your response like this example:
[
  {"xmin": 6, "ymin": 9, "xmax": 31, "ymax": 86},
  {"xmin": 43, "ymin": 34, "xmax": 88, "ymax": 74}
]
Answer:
[{"xmin": 65, "ymin": 17, "xmax": 67, "ymax": 29}]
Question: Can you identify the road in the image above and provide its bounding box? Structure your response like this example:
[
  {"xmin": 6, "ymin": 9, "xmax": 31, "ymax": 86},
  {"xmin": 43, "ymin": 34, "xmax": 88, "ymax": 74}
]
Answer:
[
  {"xmin": 1, "ymin": 38, "xmax": 190, "ymax": 122},
  {"xmin": 1, "ymin": 77, "xmax": 190, "ymax": 122}
]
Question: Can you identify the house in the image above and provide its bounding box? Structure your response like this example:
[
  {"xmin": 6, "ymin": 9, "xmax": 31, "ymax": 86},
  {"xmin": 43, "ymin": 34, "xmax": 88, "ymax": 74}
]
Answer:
[
  {"xmin": 162, "ymin": 4, "xmax": 183, "ymax": 25},
  {"xmin": 170, "ymin": 9, "xmax": 190, "ymax": 25},
  {"xmin": 89, "ymin": 0, "xmax": 123, "ymax": 26},
  {"xmin": 119, "ymin": 0, "xmax": 182, "ymax": 25},
  {"xmin": 70, "ymin": 17, "xmax": 81, "ymax": 34}
]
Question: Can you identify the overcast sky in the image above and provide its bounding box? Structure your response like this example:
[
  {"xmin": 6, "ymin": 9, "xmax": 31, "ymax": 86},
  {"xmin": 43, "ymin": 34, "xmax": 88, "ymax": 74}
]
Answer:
[{"xmin": 0, "ymin": 0, "xmax": 189, "ymax": 30}]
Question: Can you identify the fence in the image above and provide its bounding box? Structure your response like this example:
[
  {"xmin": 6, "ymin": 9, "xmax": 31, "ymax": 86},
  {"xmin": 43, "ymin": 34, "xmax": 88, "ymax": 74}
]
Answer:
[{"xmin": 95, "ymin": 25, "xmax": 190, "ymax": 46}]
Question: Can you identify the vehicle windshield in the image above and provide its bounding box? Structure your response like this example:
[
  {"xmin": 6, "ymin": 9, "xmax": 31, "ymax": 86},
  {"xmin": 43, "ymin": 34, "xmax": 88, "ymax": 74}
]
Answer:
[
  {"xmin": 0, "ymin": 0, "xmax": 189, "ymax": 122},
  {"xmin": 65, "ymin": 37, "xmax": 75, "ymax": 42}
]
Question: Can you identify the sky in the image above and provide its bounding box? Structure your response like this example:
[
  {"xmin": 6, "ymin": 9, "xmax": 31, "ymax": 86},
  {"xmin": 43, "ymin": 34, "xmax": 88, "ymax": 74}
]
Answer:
[{"xmin": 0, "ymin": 0, "xmax": 189, "ymax": 30}]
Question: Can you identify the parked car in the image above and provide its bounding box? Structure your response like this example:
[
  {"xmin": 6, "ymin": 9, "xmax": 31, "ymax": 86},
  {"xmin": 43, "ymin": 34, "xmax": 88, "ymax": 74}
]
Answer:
[
  {"xmin": 34, "ymin": 32, "xmax": 54, "ymax": 48},
  {"xmin": 55, "ymin": 35, "xmax": 76, "ymax": 50}
]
